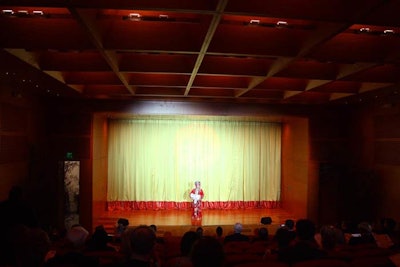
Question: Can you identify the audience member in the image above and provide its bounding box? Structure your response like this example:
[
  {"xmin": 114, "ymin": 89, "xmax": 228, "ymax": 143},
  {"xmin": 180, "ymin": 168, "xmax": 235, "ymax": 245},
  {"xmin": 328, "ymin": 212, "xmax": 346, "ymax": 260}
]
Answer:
[
  {"xmin": 149, "ymin": 224, "xmax": 164, "ymax": 244},
  {"xmin": 86, "ymin": 225, "xmax": 116, "ymax": 252},
  {"xmin": 380, "ymin": 218, "xmax": 399, "ymax": 247},
  {"xmin": 150, "ymin": 224, "xmax": 157, "ymax": 233},
  {"xmin": 115, "ymin": 225, "xmax": 159, "ymax": 267},
  {"xmin": 224, "ymin": 223, "xmax": 250, "ymax": 243},
  {"xmin": 348, "ymin": 221, "xmax": 376, "ymax": 246},
  {"xmin": 278, "ymin": 219, "xmax": 326, "ymax": 264},
  {"xmin": 191, "ymin": 237, "xmax": 224, "ymax": 267},
  {"xmin": 252, "ymin": 227, "xmax": 269, "ymax": 243},
  {"xmin": 318, "ymin": 225, "xmax": 345, "ymax": 250},
  {"xmin": 0, "ymin": 185, "xmax": 40, "ymax": 265},
  {"xmin": 196, "ymin": 227, "xmax": 204, "ymax": 238},
  {"xmin": 10, "ymin": 223, "xmax": 51, "ymax": 267},
  {"xmin": 285, "ymin": 219, "xmax": 295, "ymax": 230},
  {"xmin": 45, "ymin": 224, "xmax": 98, "ymax": 267},
  {"xmin": 165, "ymin": 230, "xmax": 199, "ymax": 267},
  {"xmin": 269, "ymin": 225, "xmax": 294, "ymax": 256},
  {"xmin": 115, "ymin": 218, "xmax": 129, "ymax": 242},
  {"xmin": 214, "ymin": 226, "xmax": 224, "ymax": 244},
  {"xmin": 273, "ymin": 220, "xmax": 296, "ymax": 246}
]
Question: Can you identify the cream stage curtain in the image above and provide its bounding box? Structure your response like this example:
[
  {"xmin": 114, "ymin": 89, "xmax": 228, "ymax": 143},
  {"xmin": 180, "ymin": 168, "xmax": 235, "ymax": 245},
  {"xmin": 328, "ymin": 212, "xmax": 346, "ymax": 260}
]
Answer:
[{"xmin": 107, "ymin": 117, "xmax": 281, "ymax": 210}]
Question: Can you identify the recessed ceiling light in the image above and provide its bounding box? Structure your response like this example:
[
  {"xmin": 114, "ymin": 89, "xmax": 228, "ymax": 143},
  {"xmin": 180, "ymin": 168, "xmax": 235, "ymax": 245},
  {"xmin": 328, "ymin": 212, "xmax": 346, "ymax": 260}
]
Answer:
[
  {"xmin": 359, "ymin": 27, "xmax": 370, "ymax": 33},
  {"xmin": 383, "ymin": 29, "xmax": 394, "ymax": 34},
  {"xmin": 2, "ymin": 9, "xmax": 14, "ymax": 15},
  {"xmin": 276, "ymin": 21, "xmax": 288, "ymax": 27},
  {"xmin": 32, "ymin": 10, "xmax": 44, "ymax": 16},
  {"xmin": 249, "ymin": 19, "xmax": 260, "ymax": 25},
  {"xmin": 129, "ymin": 13, "xmax": 141, "ymax": 21},
  {"xmin": 159, "ymin": 14, "xmax": 169, "ymax": 19},
  {"xmin": 17, "ymin": 10, "xmax": 29, "ymax": 15}
]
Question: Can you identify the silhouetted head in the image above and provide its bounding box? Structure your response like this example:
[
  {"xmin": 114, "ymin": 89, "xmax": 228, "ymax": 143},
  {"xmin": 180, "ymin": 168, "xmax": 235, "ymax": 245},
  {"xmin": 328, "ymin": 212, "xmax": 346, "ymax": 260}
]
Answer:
[
  {"xmin": 285, "ymin": 219, "xmax": 295, "ymax": 230},
  {"xmin": 130, "ymin": 225, "xmax": 156, "ymax": 255},
  {"xmin": 258, "ymin": 227, "xmax": 269, "ymax": 241},
  {"xmin": 196, "ymin": 227, "xmax": 204, "ymax": 237},
  {"xmin": 296, "ymin": 219, "xmax": 316, "ymax": 241},
  {"xmin": 274, "ymin": 227, "xmax": 293, "ymax": 249},
  {"xmin": 8, "ymin": 186, "xmax": 23, "ymax": 202},
  {"xmin": 149, "ymin": 224, "xmax": 157, "ymax": 233},
  {"xmin": 234, "ymin": 223, "xmax": 243, "ymax": 233},
  {"xmin": 91, "ymin": 225, "xmax": 109, "ymax": 248},
  {"xmin": 191, "ymin": 237, "xmax": 224, "ymax": 267},
  {"xmin": 180, "ymin": 231, "xmax": 199, "ymax": 256},
  {"xmin": 216, "ymin": 226, "xmax": 223, "ymax": 237}
]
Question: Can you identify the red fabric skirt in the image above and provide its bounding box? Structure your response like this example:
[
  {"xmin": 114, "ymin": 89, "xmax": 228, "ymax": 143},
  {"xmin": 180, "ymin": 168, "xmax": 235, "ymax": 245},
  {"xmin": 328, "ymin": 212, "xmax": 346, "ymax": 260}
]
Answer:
[{"xmin": 106, "ymin": 200, "xmax": 280, "ymax": 211}]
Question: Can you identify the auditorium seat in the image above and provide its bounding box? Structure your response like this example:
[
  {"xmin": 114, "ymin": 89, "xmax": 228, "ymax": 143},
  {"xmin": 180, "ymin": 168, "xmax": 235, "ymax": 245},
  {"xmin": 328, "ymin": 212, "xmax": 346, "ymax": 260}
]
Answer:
[
  {"xmin": 247, "ymin": 242, "xmax": 270, "ymax": 255},
  {"xmin": 233, "ymin": 261, "xmax": 288, "ymax": 267},
  {"xmin": 224, "ymin": 253, "xmax": 263, "ymax": 267},
  {"xmin": 292, "ymin": 259, "xmax": 351, "ymax": 267},
  {"xmin": 350, "ymin": 256, "xmax": 396, "ymax": 267},
  {"xmin": 224, "ymin": 241, "xmax": 251, "ymax": 254},
  {"xmin": 83, "ymin": 250, "xmax": 123, "ymax": 266},
  {"xmin": 346, "ymin": 247, "xmax": 393, "ymax": 259},
  {"xmin": 163, "ymin": 236, "xmax": 182, "ymax": 260}
]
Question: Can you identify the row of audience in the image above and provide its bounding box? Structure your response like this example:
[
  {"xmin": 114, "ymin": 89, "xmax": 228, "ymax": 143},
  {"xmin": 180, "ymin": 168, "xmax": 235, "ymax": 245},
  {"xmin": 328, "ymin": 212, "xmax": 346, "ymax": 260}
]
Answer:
[
  {"xmin": 3, "ymin": 216, "xmax": 398, "ymax": 267},
  {"xmin": 1, "ymin": 186, "xmax": 400, "ymax": 267}
]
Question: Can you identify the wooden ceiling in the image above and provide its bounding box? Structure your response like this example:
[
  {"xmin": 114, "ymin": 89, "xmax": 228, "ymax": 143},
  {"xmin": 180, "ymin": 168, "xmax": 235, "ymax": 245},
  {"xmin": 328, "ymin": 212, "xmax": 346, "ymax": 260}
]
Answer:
[{"xmin": 1, "ymin": 0, "xmax": 400, "ymax": 105}]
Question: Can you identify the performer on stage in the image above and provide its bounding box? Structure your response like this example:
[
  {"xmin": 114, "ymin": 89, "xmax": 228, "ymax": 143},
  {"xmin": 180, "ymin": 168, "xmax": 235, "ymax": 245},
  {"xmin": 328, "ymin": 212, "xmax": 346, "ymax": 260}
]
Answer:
[{"xmin": 190, "ymin": 181, "xmax": 204, "ymax": 219}]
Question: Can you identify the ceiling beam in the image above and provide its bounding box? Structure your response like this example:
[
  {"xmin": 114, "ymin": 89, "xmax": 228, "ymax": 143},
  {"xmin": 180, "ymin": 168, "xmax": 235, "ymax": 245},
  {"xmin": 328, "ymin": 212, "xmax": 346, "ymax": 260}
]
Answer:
[
  {"xmin": 329, "ymin": 93, "xmax": 355, "ymax": 101},
  {"xmin": 359, "ymin": 82, "xmax": 394, "ymax": 94},
  {"xmin": 4, "ymin": 48, "xmax": 83, "ymax": 93},
  {"xmin": 243, "ymin": 0, "xmax": 391, "ymax": 101},
  {"xmin": 184, "ymin": 0, "xmax": 228, "ymax": 96},
  {"xmin": 236, "ymin": 21, "xmax": 349, "ymax": 98},
  {"xmin": 68, "ymin": 7, "xmax": 135, "ymax": 95}
]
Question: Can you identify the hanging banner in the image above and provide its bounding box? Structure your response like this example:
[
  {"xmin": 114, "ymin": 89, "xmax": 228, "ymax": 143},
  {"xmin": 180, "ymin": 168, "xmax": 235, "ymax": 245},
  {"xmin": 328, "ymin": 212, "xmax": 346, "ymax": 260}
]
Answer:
[{"xmin": 63, "ymin": 161, "xmax": 80, "ymax": 230}]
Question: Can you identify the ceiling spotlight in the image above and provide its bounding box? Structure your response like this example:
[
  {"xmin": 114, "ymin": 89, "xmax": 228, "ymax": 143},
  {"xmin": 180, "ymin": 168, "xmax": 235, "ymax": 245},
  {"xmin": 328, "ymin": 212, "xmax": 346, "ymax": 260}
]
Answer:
[
  {"xmin": 128, "ymin": 13, "xmax": 141, "ymax": 21},
  {"xmin": 383, "ymin": 29, "xmax": 394, "ymax": 34},
  {"xmin": 159, "ymin": 14, "xmax": 169, "ymax": 19},
  {"xmin": 2, "ymin": 9, "xmax": 14, "ymax": 15},
  {"xmin": 32, "ymin": 10, "xmax": 44, "ymax": 16},
  {"xmin": 249, "ymin": 19, "xmax": 260, "ymax": 25},
  {"xmin": 276, "ymin": 21, "xmax": 289, "ymax": 28},
  {"xmin": 17, "ymin": 10, "xmax": 29, "ymax": 15},
  {"xmin": 359, "ymin": 27, "xmax": 370, "ymax": 33}
]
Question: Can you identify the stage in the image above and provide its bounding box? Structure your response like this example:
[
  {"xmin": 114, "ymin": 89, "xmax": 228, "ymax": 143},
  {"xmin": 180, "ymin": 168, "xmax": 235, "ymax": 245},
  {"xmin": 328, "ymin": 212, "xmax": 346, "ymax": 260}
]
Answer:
[{"xmin": 93, "ymin": 208, "xmax": 296, "ymax": 237}]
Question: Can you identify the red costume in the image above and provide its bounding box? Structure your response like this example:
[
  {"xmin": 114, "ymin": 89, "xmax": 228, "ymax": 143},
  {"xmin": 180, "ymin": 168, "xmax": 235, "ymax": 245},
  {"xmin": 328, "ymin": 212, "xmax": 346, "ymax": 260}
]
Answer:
[{"xmin": 190, "ymin": 181, "xmax": 204, "ymax": 219}]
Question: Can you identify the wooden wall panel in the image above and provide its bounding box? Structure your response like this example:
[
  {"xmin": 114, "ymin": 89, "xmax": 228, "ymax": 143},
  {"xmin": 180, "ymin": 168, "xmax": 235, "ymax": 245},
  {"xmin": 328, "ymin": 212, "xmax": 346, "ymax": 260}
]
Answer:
[
  {"xmin": 0, "ymin": 135, "xmax": 29, "ymax": 163},
  {"xmin": 49, "ymin": 113, "xmax": 92, "ymax": 135},
  {"xmin": 374, "ymin": 113, "xmax": 400, "ymax": 138},
  {"xmin": 310, "ymin": 140, "xmax": 350, "ymax": 162},
  {"xmin": 309, "ymin": 115, "xmax": 349, "ymax": 139},
  {"xmin": 374, "ymin": 141, "xmax": 400, "ymax": 165},
  {"xmin": 50, "ymin": 136, "xmax": 91, "ymax": 160},
  {"xmin": 1, "ymin": 104, "xmax": 27, "ymax": 132}
]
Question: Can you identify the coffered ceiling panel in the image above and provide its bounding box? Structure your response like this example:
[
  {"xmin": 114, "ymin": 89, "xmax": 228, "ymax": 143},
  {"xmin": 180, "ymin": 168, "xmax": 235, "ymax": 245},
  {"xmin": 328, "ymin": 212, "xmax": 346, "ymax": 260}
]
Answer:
[{"xmin": 0, "ymin": 0, "xmax": 399, "ymax": 105}]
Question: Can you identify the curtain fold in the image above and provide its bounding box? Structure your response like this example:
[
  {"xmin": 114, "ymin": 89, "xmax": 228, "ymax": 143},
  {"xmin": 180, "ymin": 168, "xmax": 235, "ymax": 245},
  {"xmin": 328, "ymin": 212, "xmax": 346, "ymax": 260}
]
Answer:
[
  {"xmin": 107, "ymin": 201, "xmax": 281, "ymax": 211},
  {"xmin": 107, "ymin": 117, "xmax": 281, "ymax": 210}
]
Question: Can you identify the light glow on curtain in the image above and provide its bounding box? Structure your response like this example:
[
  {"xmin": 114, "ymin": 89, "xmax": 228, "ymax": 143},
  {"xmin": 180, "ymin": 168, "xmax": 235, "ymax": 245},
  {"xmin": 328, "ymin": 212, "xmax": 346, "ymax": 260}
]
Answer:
[{"xmin": 107, "ymin": 117, "xmax": 281, "ymax": 210}]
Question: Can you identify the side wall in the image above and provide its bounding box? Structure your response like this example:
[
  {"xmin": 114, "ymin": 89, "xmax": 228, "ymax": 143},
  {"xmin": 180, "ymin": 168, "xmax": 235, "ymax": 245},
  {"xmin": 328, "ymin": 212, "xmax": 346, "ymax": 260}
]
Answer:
[
  {"xmin": 0, "ymin": 85, "xmax": 50, "ymax": 224},
  {"xmin": 281, "ymin": 117, "xmax": 310, "ymax": 221},
  {"xmin": 353, "ymin": 103, "xmax": 400, "ymax": 222},
  {"xmin": 92, "ymin": 114, "xmax": 109, "ymax": 229}
]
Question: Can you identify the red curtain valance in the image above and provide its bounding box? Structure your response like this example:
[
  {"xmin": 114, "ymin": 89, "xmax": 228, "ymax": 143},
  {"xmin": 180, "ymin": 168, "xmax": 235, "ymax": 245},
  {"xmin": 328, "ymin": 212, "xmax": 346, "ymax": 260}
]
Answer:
[{"xmin": 107, "ymin": 201, "xmax": 280, "ymax": 211}]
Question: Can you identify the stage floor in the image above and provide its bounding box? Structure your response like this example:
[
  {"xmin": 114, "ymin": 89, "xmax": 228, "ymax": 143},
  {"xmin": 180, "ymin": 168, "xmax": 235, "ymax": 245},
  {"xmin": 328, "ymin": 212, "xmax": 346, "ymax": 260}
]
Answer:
[{"xmin": 94, "ymin": 208, "xmax": 295, "ymax": 237}]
